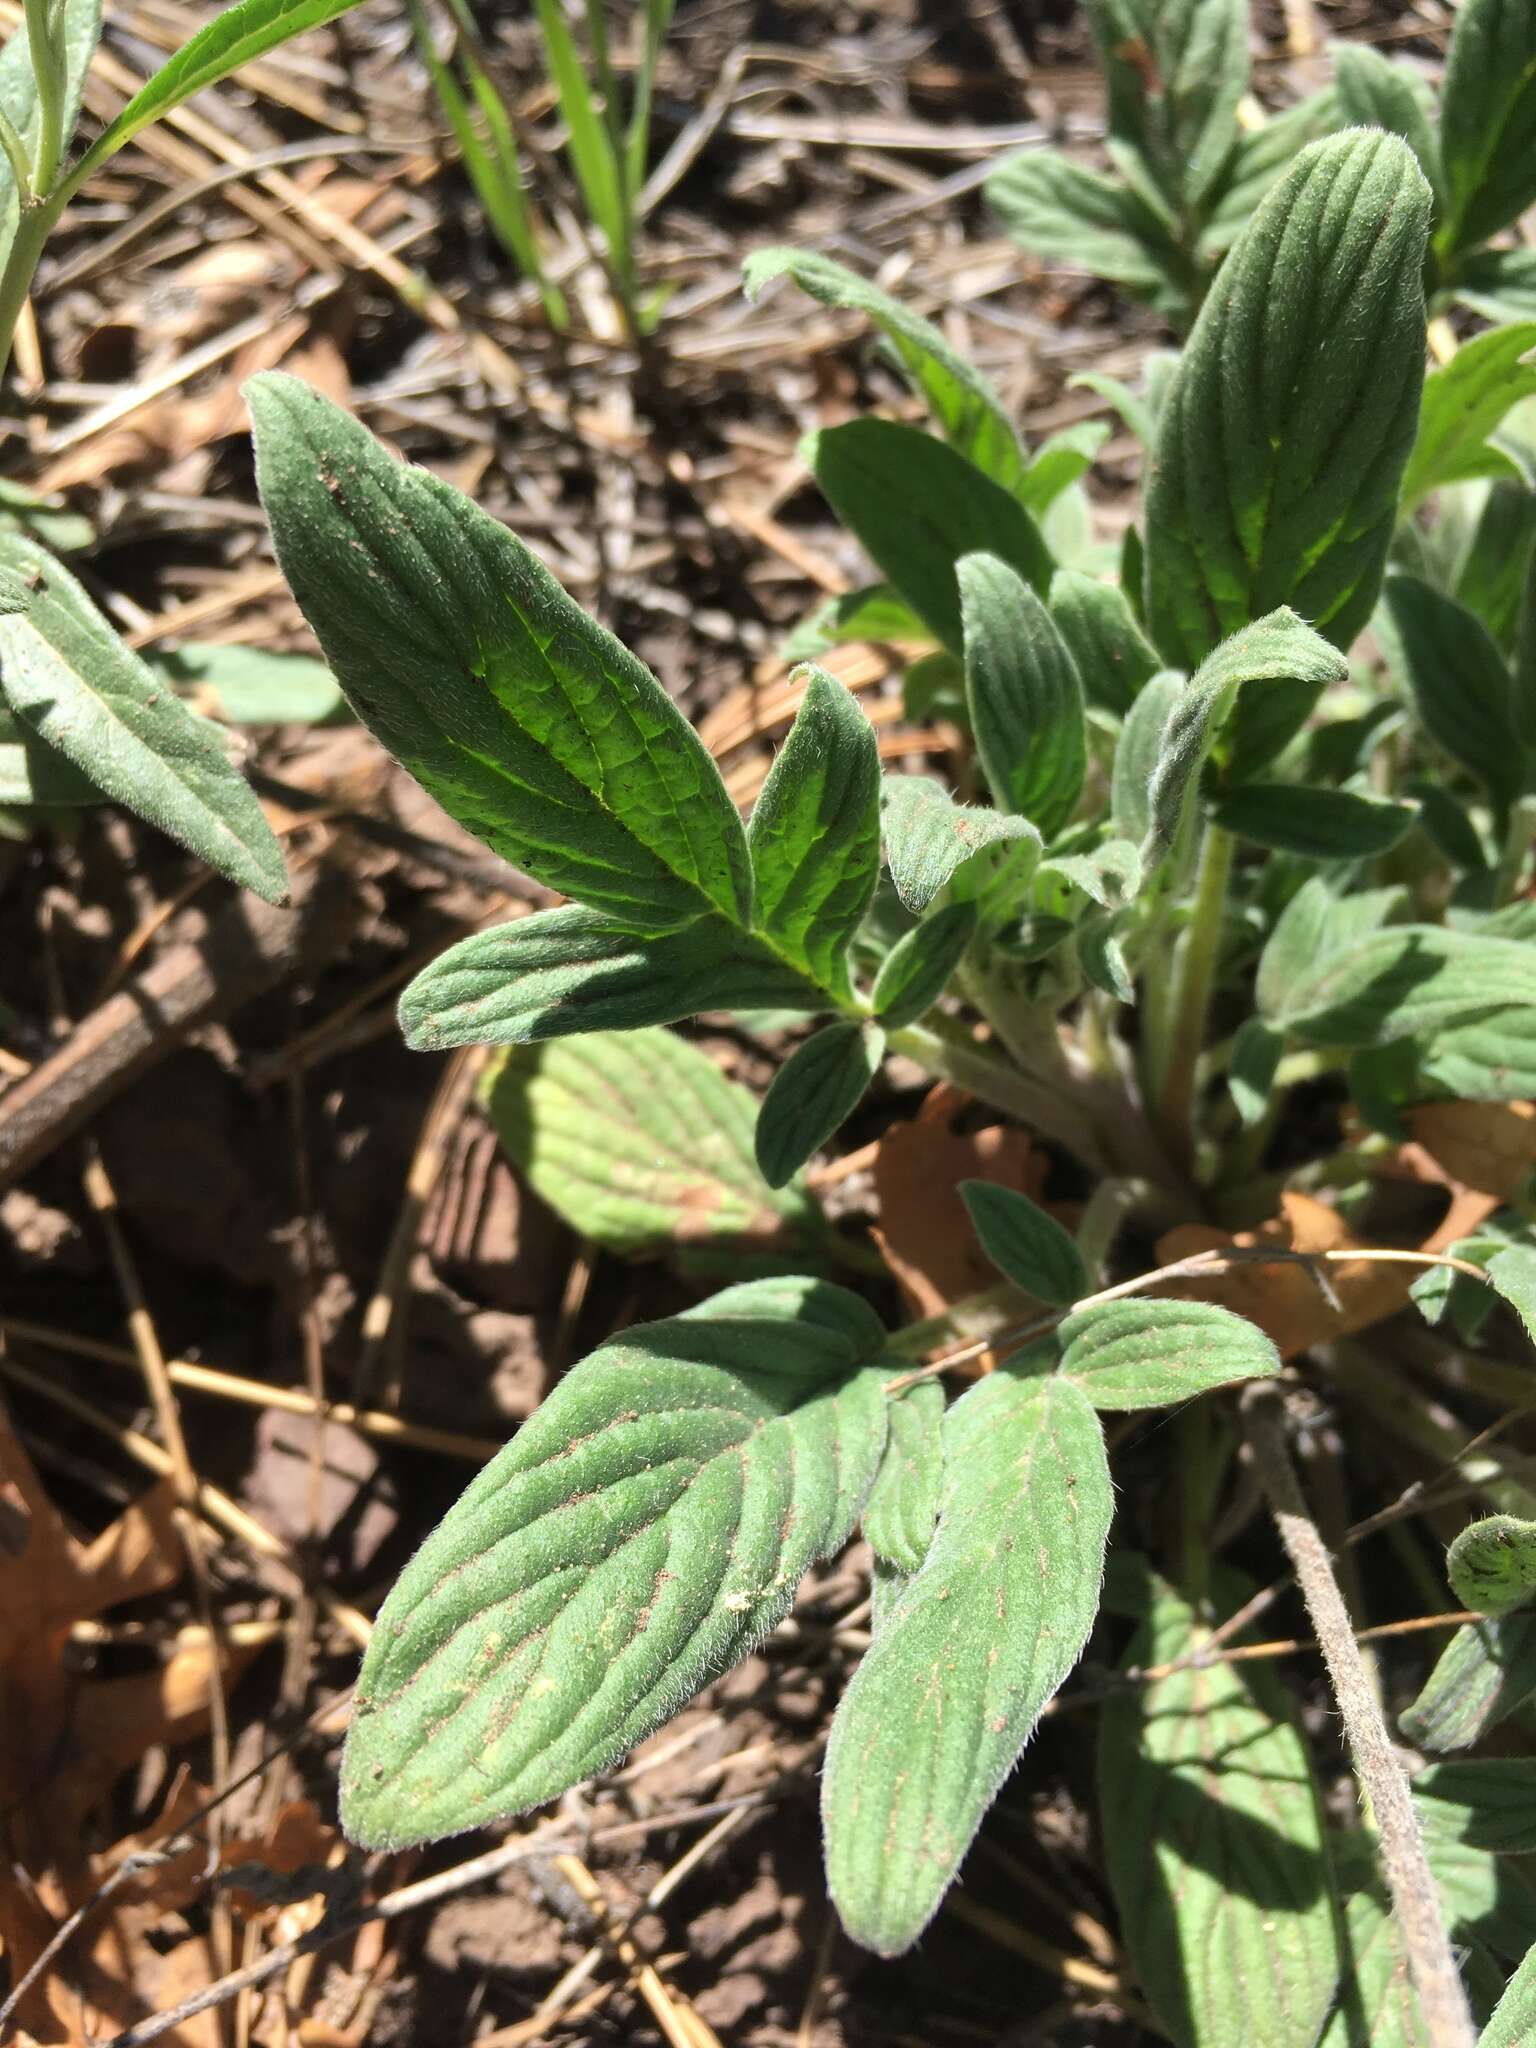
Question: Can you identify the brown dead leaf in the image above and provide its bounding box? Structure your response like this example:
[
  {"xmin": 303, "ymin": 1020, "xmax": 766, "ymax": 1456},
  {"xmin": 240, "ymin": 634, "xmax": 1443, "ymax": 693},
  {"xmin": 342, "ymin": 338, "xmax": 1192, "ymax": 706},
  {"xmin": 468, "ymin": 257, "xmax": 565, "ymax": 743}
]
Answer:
[
  {"xmin": 1405, "ymin": 1101, "xmax": 1536, "ymax": 1203},
  {"xmin": 1155, "ymin": 1181, "xmax": 1499, "ymax": 1360},
  {"xmin": 873, "ymin": 1084, "xmax": 1044, "ymax": 1319}
]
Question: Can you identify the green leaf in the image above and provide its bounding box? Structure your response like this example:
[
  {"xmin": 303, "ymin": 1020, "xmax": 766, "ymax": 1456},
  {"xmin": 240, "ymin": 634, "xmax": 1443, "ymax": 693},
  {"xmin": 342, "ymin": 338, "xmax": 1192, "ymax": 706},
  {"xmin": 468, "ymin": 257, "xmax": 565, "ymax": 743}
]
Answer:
[
  {"xmin": 1225, "ymin": 672, "xmax": 1329, "ymax": 782},
  {"xmin": 0, "ymin": 478, "xmax": 94, "ymax": 556},
  {"xmin": 484, "ymin": 1028, "xmax": 817, "ymax": 1262},
  {"xmin": 1277, "ymin": 926, "xmax": 1536, "ymax": 1052},
  {"xmin": 1111, "ymin": 669, "xmax": 1182, "ymax": 845},
  {"xmin": 0, "ymin": 538, "xmax": 286, "ymax": 901},
  {"xmin": 0, "ymin": 0, "xmax": 99, "ymax": 234},
  {"xmin": 960, "ymin": 1180, "xmax": 1085, "ymax": 1305},
  {"xmin": 754, "ymin": 1020, "xmax": 884, "ymax": 1190},
  {"xmin": 870, "ymin": 900, "xmax": 975, "ymax": 1029},
  {"xmin": 1456, "ymin": 480, "xmax": 1536, "ymax": 654},
  {"xmin": 1198, "ymin": 87, "xmax": 1344, "ymax": 256},
  {"xmin": 1401, "ymin": 327, "xmax": 1536, "ymax": 507},
  {"xmin": 1230, "ymin": 1016, "xmax": 1284, "ymax": 1126},
  {"xmin": 1379, "ymin": 576, "xmax": 1523, "ymax": 810},
  {"xmin": 249, "ymin": 374, "xmax": 750, "ymax": 935},
  {"xmin": 823, "ymin": 1371, "xmax": 1110, "ymax": 1955},
  {"xmin": 1212, "ymin": 783, "xmax": 1416, "ymax": 860},
  {"xmin": 1401, "ymin": 1610, "xmax": 1536, "ymax": 1751},
  {"xmin": 1448, "ymin": 1515, "xmax": 1536, "ymax": 1617},
  {"xmin": 1088, "ymin": 0, "xmax": 1249, "ymax": 214},
  {"xmin": 529, "ymin": 0, "xmax": 625, "ymax": 265},
  {"xmin": 1414, "ymin": 1761, "xmax": 1536, "ymax": 1855},
  {"xmin": 66, "ymin": 0, "xmax": 368, "ymax": 194},
  {"xmin": 1057, "ymin": 1298, "xmax": 1280, "ymax": 1410},
  {"xmin": 1039, "ymin": 838, "xmax": 1142, "ymax": 910},
  {"xmin": 744, "ymin": 248, "xmax": 1025, "ymax": 493},
  {"xmin": 340, "ymin": 1277, "xmax": 891, "ymax": 1848},
  {"xmin": 862, "ymin": 1379, "xmax": 945, "ymax": 1576},
  {"xmin": 1018, "ymin": 423, "xmax": 1109, "ymax": 517},
  {"xmin": 1479, "ymin": 1940, "xmax": 1536, "ymax": 2048},
  {"xmin": 1144, "ymin": 611, "xmax": 1348, "ymax": 861},
  {"xmin": 1453, "ymin": 246, "xmax": 1536, "ymax": 326},
  {"xmin": 399, "ymin": 906, "xmax": 818, "ymax": 1051},
  {"xmin": 1078, "ymin": 910, "xmax": 1134, "ymax": 1002},
  {"xmin": 1255, "ymin": 876, "xmax": 1408, "ymax": 1020},
  {"xmin": 0, "ymin": 703, "xmax": 99, "ymax": 806},
  {"xmin": 151, "ymin": 642, "xmax": 345, "ymax": 725},
  {"xmin": 806, "ymin": 419, "xmax": 1053, "ymax": 654},
  {"xmin": 960, "ymin": 552, "xmax": 1086, "ymax": 839},
  {"xmin": 879, "ymin": 773, "xmax": 1040, "ymax": 914},
  {"xmin": 1049, "ymin": 568, "xmax": 1161, "ymax": 716},
  {"xmin": 748, "ymin": 667, "xmax": 879, "ymax": 999},
  {"xmin": 1333, "ymin": 43, "xmax": 1442, "ymax": 196},
  {"xmin": 1100, "ymin": 1572, "xmax": 1341, "ymax": 2048},
  {"xmin": 1488, "ymin": 1246, "xmax": 1536, "ymax": 1344},
  {"xmin": 1070, "ymin": 368, "xmax": 1157, "ymax": 450},
  {"xmin": 986, "ymin": 150, "xmax": 1178, "ymax": 293},
  {"xmin": 1144, "ymin": 131, "xmax": 1432, "ymax": 669},
  {"xmin": 783, "ymin": 586, "xmax": 927, "ymax": 664},
  {"xmin": 1436, "ymin": 0, "xmax": 1536, "ymax": 256}
]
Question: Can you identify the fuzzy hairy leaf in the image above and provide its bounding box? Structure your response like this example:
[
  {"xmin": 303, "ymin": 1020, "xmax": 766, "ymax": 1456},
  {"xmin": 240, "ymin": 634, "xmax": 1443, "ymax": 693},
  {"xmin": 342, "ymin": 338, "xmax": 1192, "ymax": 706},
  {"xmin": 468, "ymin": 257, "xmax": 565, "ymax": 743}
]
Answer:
[
  {"xmin": 744, "ymin": 248, "xmax": 1024, "ymax": 492},
  {"xmin": 484, "ymin": 1029, "xmax": 816, "ymax": 1262},
  {"xmin": 823, "ymin": 1371, "xmax": 1110, "ymax": 1955},
  {"xmin": 1057, "ymin": 1298, "xmax": 1280, "ymax": 1410},
  {"xmin": 340, "ymin": 1277, "xmax": 891, "ymax": 1847},
  {"xmin": 1088, "ymin": 0, "xmax": 1249, "ymax": 213},
  {"xmin": 1448, "ymin": 1515, "xmax": 1536, "ymax": 1617},
  {"xmin": 986, "ymin": 151, "xmax": 1176, "ymax": 292},
  {"xmin": 1230, "ymin": 1017, "xmax": 1284, "ymax": 1126},
  {"xmin": 1212, "ymin": 783, "xmax": 1416, "ymax": 860},
  {"xmin": 748, "ymin": 668, "xmax": 880, "ymax": 999},
  {"xmin": 1454, "ymin": 246, "xmax": 1536, "ymax": 326},
  {"xmin": 1400, "ymin": 1611, "xmax": 1536, "ymax": 1752},
  {"xmin": 960, "ymin": 1180, "xmax": 1086, "ymax": 1305},
  {"xmin": 1199, "ymin": 88, "xmax": 1343, "ymax": 255},
  {"xmin": 1379, "ymin": 576, "xmax": 1523, "ymax": 810},
  {"xmin": 1400, "ymin": 326, "xmax": 1536, "ymax": 507},
  {"xmin": 399, "ymin": 907, "xmax": 819, "ymax": 1051},
  {"xmin": 68, "ymin": 0, "xmax": 369, "ymax": 192},
  {"xmin": 1018, "ymin": 423, "xmax": 1109, "ymax": 517},
  {"xmin": 1487, "ymin": 1246, "xmax": 1536, "ymax": 1344},
  {"xmin": 1480, "ymin": 1940, "xmax": 1536, "ymax": 2048},
  {"xmin": 755, "ymin": 1020, "xmax": 884, "ymax": 1190},
  {"xmin": 1436, "ymin": 0, "xmax": 1536, "ymax": 255},
  {"xmin": 783, "ymin": 586, "xmax": 927, "ymax": 664},
  {"xmin": 0, "ymin": 705, "xmax": 100, "ymax": 806},
  {"xmin": 807, "ymin": 419, "xmax": 1052, "ymax": 653},
  {"xmin": 1276, "ymin": 926, "xmax": 1536, "ymax": 1055},
  {"xmin": 1040, "ymin": 838, "xmax": 1142, "ymax": 910},
  {"xmin": 880, "ymin": 774, "xmax": 1040, "ymax": 914},
  {"xmin": 1100, "ymin": 1572, "xmax": 1340, "ymax": 2048},
  {"xmin": 870, "ymin": 900, "xmax": 975, "ymax": 1028},
  {"xmin": 0, "ymin": 537, "xmax": 286, "ymax": 901},
  {"xmin": 153, "ymin": 642, "xmax": 344, "ymax": 725},
  {"xmin": 1049, "ymin": 568, "xmax": 1161, "ymax": 715},
  {"xmin": 1144, "ymin": 612, "xmax": 1347, "ymax": 860},
  {"xmin": 1414, "ymin": 1761, "xmax": 1536, "ymax": 1855},
  {"xmin": 1333, "ymin": 43, "xmax": 1441, "ymax": 196},
  {"xmin": 250, "ymin": 375, "xmax": 749, "ymax": 935},
  {"xmin": 0, "ymin": 0, "xmax": 99, "ymax": 241},
  {"xmin": 1255, "ymin": 877, "xmax": 1408, "ymax": 1020},
  {"xmin": 1144, "ymin": 131, "xmax": 1431, "ymax": 669},
  {"xmin": 960, "ymin": 552, "xmax": 1086, "ymax": 839},
  {"xmin": 1111, "ymin": 669, "xmax": 1182, "ymax": 845},
  {"xmin": 861, "ymin": 1378, "xmax": 945, "ymax": 1576}
]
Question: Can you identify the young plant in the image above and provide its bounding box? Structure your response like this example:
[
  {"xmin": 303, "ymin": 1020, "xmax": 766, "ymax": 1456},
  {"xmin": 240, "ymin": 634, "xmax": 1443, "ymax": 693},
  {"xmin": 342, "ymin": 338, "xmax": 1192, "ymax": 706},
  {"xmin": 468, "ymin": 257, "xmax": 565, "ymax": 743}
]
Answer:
[
  {"xmin": 0, "ymin": 0, "xmax": 401, "ymax": 899},
  {"xmin": 987, "ymin": 0, "xmax": 1536, "ymax": 332},
  {"xmin": 255, "ymin": 123, "xmax": 1536, "ymax": 2030},
  {"xmin": 413, "ymin": 0, "xmax": 676, "ymax": 338}
]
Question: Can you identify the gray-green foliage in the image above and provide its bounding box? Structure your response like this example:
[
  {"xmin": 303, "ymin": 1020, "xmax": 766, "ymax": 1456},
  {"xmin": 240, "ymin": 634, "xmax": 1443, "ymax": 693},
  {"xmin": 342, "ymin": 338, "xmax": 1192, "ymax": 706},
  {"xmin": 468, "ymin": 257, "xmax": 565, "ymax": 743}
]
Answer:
[{"xmin": 242, "ymin": 85, "xmax": 1536, "ymax": 2019}]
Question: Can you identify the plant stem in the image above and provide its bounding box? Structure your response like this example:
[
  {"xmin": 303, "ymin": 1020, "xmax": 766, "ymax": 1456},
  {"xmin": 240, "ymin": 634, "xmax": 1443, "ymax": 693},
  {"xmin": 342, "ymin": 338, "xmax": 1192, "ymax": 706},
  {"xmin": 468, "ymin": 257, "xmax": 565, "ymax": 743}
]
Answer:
[
  {"xmin": 0, "ymin": 101, "xmax": 33, "ymax": 202},
  {"xmin": 1152, "ymin": 822, "xmax": 1233, "ymax": 1171},
  {"xmin": 1243, "ymin": 1390, "xmax": 1476, "ymax": 2048},
  {"xmin": 0, "ymin": 196, "xmax": 55, "ymax": 386},
  {"xmin": 888, "ymin": 1020, "xmax": 1114, "ymax": 1175},
  {"xmin": 24, "ymin": 0, "xmax": 64, "ymax": 195}
]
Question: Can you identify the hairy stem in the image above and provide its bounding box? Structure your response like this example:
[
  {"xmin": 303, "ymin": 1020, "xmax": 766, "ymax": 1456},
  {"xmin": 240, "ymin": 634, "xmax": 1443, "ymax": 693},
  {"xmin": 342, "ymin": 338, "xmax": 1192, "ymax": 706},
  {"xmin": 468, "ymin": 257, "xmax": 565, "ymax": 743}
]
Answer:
[
  {"xmin": 1243, "ymin": 1389, "xmax": 1475, "ymax": 2048},
  {"xmin": 888, "ymin": 1020, "xmax": 1114, "ymax": 1174},
  {"xmin": 0, "ymin": 198, "xmax": 54, "ymax": 386},
  {"xmin": 23, "ymin": 0, "xmax": 64, "ymax": 195},
  {"xmin": 1152, "ymin": 822, "xmax": 1233, "ymax": 1170}
]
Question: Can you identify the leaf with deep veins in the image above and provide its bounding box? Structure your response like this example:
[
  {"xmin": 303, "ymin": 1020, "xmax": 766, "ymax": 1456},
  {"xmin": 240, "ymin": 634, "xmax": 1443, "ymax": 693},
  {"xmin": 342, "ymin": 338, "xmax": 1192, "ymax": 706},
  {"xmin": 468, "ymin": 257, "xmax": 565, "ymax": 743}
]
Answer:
[
  {"xmin": 340, "ymin": 1277, "xmax": 891, "ymax": 1848},
  {"xmin": 249, "ymin": 374, "xmax": 750, "ymax": 935}
]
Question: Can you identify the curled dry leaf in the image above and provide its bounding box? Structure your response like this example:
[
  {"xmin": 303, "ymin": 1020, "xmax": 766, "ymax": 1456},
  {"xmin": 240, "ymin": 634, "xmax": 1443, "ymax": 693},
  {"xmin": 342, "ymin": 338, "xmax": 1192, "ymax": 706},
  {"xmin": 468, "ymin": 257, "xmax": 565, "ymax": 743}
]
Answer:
[
  {"xmin": 1405, "ymin": 1101, "xmax": 1536, "ymax": 1204},
  {"xmin": 871, "ymin": 1082, "xmax": 1046, "ymax": 1319},
  {"xmin": 1155, "ymin": 1186, "xmax": 1499, "ymax": 1360}
]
